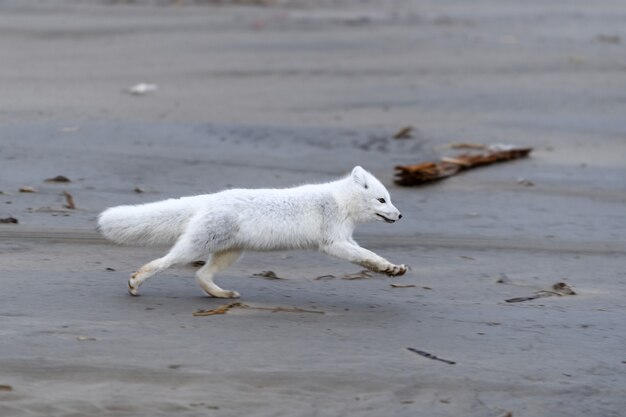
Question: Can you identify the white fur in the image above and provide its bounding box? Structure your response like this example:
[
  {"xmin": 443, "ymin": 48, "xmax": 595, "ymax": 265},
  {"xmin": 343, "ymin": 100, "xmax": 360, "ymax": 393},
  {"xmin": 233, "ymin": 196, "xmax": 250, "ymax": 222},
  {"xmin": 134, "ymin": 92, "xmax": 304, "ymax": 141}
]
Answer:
[{"xmin": 98, "ymin": 166, "xmax": 407, "ymax": 297}]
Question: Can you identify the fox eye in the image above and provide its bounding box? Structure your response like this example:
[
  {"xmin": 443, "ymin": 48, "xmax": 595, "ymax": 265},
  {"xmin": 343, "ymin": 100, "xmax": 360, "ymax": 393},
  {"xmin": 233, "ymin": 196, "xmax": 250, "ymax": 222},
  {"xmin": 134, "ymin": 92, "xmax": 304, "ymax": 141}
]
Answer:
[{"xmin": 377, "ymin": 198, "xmax": 386, "ymax": 203}]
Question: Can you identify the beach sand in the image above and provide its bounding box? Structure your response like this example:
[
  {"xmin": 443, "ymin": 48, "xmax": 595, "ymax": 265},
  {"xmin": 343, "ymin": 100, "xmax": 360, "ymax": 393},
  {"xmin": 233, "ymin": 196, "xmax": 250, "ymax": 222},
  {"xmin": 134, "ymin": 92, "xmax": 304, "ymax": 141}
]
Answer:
[{"xmin": 1, "ymin": 1, "xmax": 625, "ymax": 416}]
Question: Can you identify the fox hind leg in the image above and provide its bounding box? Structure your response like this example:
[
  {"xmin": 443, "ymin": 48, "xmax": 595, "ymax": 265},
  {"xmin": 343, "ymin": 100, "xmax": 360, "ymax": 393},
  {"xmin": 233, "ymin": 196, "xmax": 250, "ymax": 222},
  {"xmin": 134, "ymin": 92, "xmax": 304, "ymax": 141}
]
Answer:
[
  {"xmin": 128, "ymin": 231, "xmax": 208, "ymax": 296},
  {"xmin": 195, "ymin": 250, "xmax": 243, "ymax": 298},
  {"xmin": 128, "ymin": 255, "xmax": 177, "ymax": 296}
]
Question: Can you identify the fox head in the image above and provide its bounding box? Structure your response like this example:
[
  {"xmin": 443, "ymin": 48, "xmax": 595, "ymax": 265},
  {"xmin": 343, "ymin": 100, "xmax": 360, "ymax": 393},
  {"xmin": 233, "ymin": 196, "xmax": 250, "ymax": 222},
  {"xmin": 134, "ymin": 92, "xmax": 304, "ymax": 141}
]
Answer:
[{"xmin": 348, "ymin": 166, "xmax": 403, "ymax": 224}]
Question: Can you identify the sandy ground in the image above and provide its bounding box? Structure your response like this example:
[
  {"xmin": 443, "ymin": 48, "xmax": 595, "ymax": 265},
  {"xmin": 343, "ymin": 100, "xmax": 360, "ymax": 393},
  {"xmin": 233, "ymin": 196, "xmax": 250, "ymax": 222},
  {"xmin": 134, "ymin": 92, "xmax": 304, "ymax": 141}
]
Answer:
[{"xmin": 1, "ymin": 1, "xmax": 625, "ymax": 416}]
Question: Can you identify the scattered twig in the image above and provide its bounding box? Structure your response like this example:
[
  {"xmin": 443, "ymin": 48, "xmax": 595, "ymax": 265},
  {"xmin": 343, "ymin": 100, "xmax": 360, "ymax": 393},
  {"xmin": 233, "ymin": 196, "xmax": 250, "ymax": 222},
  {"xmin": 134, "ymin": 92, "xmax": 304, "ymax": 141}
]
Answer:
[
  {"xmin": 505, "ymin": 282, "xmax": 576, "ymax": 303},
  {"xmin": 193, "ymin": 302, "xmax": 242, "ymax": 316},
  {"xmin": 393, "ymin": 126, "xmax": 414, "ymax": 139},
  {"xmin": 193, "ymin": 302, "xmax": 324, "ymax": 317},
  {"xmin": 342, "ymin": 270, "xmax": 373, "ymax": 280},
  {"xmin": 63, "ymin": 191, "xmax": 76, "ymax": 209},
  {"xmin": 315, "ymin": 274, "xmax": 336, "ymax": 281},
  {"xmin": 390, "ymin": 283, "xmax": 416, "ymax": 288},
  {"xmin": 506, "ymin": 295, "xmax": 541, "ymax": 303},
  {"xmin": 406, "ymin": 347, "xmax": 456, "ymax": 365}
]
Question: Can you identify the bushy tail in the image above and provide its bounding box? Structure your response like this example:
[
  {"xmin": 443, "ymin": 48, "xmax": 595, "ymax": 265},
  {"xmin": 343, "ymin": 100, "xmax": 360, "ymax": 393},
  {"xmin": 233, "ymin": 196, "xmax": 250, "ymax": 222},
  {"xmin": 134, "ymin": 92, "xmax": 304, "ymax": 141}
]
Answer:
[{"xmin": 97, "ymin": 197, "xmax": 198, "ymax": 246}]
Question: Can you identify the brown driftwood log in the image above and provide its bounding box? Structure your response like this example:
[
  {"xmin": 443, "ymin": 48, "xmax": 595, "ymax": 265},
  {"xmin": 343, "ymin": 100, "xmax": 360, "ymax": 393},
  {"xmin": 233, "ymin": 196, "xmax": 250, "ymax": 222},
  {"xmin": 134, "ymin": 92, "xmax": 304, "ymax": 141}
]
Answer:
[{"xmin": 394, "ymin": 146, "xmax": 532, "ymax": 186}]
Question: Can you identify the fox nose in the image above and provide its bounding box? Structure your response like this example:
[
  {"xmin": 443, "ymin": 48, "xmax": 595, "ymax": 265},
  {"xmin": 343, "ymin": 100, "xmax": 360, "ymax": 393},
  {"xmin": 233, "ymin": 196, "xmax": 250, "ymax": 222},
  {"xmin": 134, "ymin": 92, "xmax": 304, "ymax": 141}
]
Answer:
[{"xmin": 398, "ymin": 213, "xmax": 403, "ymax": 219}]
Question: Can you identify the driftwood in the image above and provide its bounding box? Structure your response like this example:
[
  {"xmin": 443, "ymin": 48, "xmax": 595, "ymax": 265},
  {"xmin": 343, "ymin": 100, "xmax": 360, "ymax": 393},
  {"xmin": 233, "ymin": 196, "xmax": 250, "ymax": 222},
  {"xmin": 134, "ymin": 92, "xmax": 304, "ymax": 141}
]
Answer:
[
  {"xmin": 394, "ymin": 145, "xmax": 532, "ymax": 186},
  {"xmin": 505, "ymin": 282, "xmax": 576, "ymax": 303},
  {"xmin": 193, "ymin": 302, "xmax": 324, "ymax": 317}
]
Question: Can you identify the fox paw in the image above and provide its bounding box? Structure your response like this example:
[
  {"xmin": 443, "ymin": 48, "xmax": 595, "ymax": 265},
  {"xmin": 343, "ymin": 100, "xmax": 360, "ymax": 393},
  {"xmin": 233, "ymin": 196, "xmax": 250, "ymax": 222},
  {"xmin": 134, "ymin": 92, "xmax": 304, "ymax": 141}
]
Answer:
[
  {"xmin": 208, "ymin": 290, "xmax": 240, "ymax": 299},
  {"xmin": 128, "ymin": 281, "xmax": 139, "ymax": 296},
  {"xmin": 128, "ymin": 273, "xmax": 141, "ymax": 296},
  {"xmin": 383, "ymin": 264, "xmax": 408, "ymax": 277}
]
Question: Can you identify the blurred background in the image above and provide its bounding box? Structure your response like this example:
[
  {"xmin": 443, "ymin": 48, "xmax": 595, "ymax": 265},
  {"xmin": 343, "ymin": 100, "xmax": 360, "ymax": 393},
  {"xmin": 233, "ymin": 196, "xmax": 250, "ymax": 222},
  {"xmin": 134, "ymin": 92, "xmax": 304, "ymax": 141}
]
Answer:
[
  {"xmin": 1, "ymin": 0, "xmax": 624, "ymax": 240},
  {"xmin": 1, "ymin": 2, "xmax": 625, "ymax": 416}
]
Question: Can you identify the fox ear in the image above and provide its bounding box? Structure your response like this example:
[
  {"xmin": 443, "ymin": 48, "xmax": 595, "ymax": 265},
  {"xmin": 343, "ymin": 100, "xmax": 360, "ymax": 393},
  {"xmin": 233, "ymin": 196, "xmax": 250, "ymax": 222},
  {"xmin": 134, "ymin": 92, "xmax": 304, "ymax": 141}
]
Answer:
[{"xmin": 351, "ymin": 166, "xmax": 369, "ymax": 189}]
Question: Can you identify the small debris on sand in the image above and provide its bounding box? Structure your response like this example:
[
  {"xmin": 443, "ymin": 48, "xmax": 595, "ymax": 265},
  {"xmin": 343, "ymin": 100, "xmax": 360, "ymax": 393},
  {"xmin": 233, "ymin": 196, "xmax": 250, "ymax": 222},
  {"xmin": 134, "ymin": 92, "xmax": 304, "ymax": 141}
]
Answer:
[
  {"xmin": 193, "ymin": 302, "xmax": 324, "ymax": 316},
  {"xmin": 406, "ymin": 347, "xmax": 456, "ymax": 365},
  {"xmin": 315, "ymin": 274, "xmax": 336, "ymax": 281},
  {"xmin": 393, "ymin": 126, "xmax": 414, "ymax": 139},
  {"xmin": 342, "ymin": 270, "xmax": 374, "ymax": 280},
  {"xmin": 496, "ymin": 273, "xmax": 512, "ymax": 284},
  {"xmin": 252, "ymin": 270, "xmax": 286, "ymax": 280},
  {"xmin": 0, "ymin": 217, "xmax": 18, "ymax": 224},
  {"xmin": 19, "ymin": 186, "xmax": 37, "ymax": 193},
  {"xmin": 193, "ymin": 302, "xmax": 241, "ymax": 316},
  {"xmin": 505, "ymin": 282, "xmax": 576, "ymax": 303},
  {"xmin": 552, "ymin": 282, "xmax": 576, "ymax": 295},
  {"xmin": 45, "ymin": 175, "xmax": 71, "ymax": 183},
  {"xmin": 63, "ymin": 191, "xmax": 76, "ymax": 209},
  {"xmin": 0, "ymin": 385, "xmax": 13, "ymax": 392},
  {"xmin": 390, "ymin": 283, "xmax": 416, "ymax": 288}
]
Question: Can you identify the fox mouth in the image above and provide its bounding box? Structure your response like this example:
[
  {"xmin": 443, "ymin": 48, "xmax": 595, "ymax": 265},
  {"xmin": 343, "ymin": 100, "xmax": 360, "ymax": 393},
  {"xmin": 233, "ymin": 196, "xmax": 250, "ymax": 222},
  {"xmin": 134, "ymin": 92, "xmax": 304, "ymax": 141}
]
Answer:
[{"xmin": 376, "ymin": 214, "xmax": 396, "ymax": 223}]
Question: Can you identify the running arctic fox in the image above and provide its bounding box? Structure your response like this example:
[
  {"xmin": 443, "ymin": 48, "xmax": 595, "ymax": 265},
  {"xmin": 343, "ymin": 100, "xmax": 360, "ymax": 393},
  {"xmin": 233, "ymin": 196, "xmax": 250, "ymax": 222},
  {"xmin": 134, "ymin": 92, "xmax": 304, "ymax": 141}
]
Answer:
[{"xmin": 98, "ymin": 166, "xmax": 407, "ymax": 298}]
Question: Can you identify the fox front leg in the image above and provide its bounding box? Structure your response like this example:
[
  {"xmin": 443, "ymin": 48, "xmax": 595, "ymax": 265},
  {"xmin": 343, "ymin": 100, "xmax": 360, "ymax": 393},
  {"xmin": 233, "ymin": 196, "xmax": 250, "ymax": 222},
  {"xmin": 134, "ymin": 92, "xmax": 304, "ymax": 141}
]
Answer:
[{"xmin": 321, "ymin": 241, "xmax": 408, "ymax": 276}]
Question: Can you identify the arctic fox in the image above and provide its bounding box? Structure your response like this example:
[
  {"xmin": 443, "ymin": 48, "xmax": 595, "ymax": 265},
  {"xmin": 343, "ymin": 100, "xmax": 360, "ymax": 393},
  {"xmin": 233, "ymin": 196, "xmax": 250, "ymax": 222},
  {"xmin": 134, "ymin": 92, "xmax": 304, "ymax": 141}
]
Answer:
[{"xmin": 98, "ymin": 166, "xmax": 407, "ymax": 298}]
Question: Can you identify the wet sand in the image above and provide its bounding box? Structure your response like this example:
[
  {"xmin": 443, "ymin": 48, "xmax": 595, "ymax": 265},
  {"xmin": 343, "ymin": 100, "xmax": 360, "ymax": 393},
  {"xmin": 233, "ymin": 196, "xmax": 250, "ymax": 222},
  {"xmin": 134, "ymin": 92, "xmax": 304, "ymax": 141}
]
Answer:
[{"xmin": 1, "ymin": 1, "xmax": 625, "ymax": 416}]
